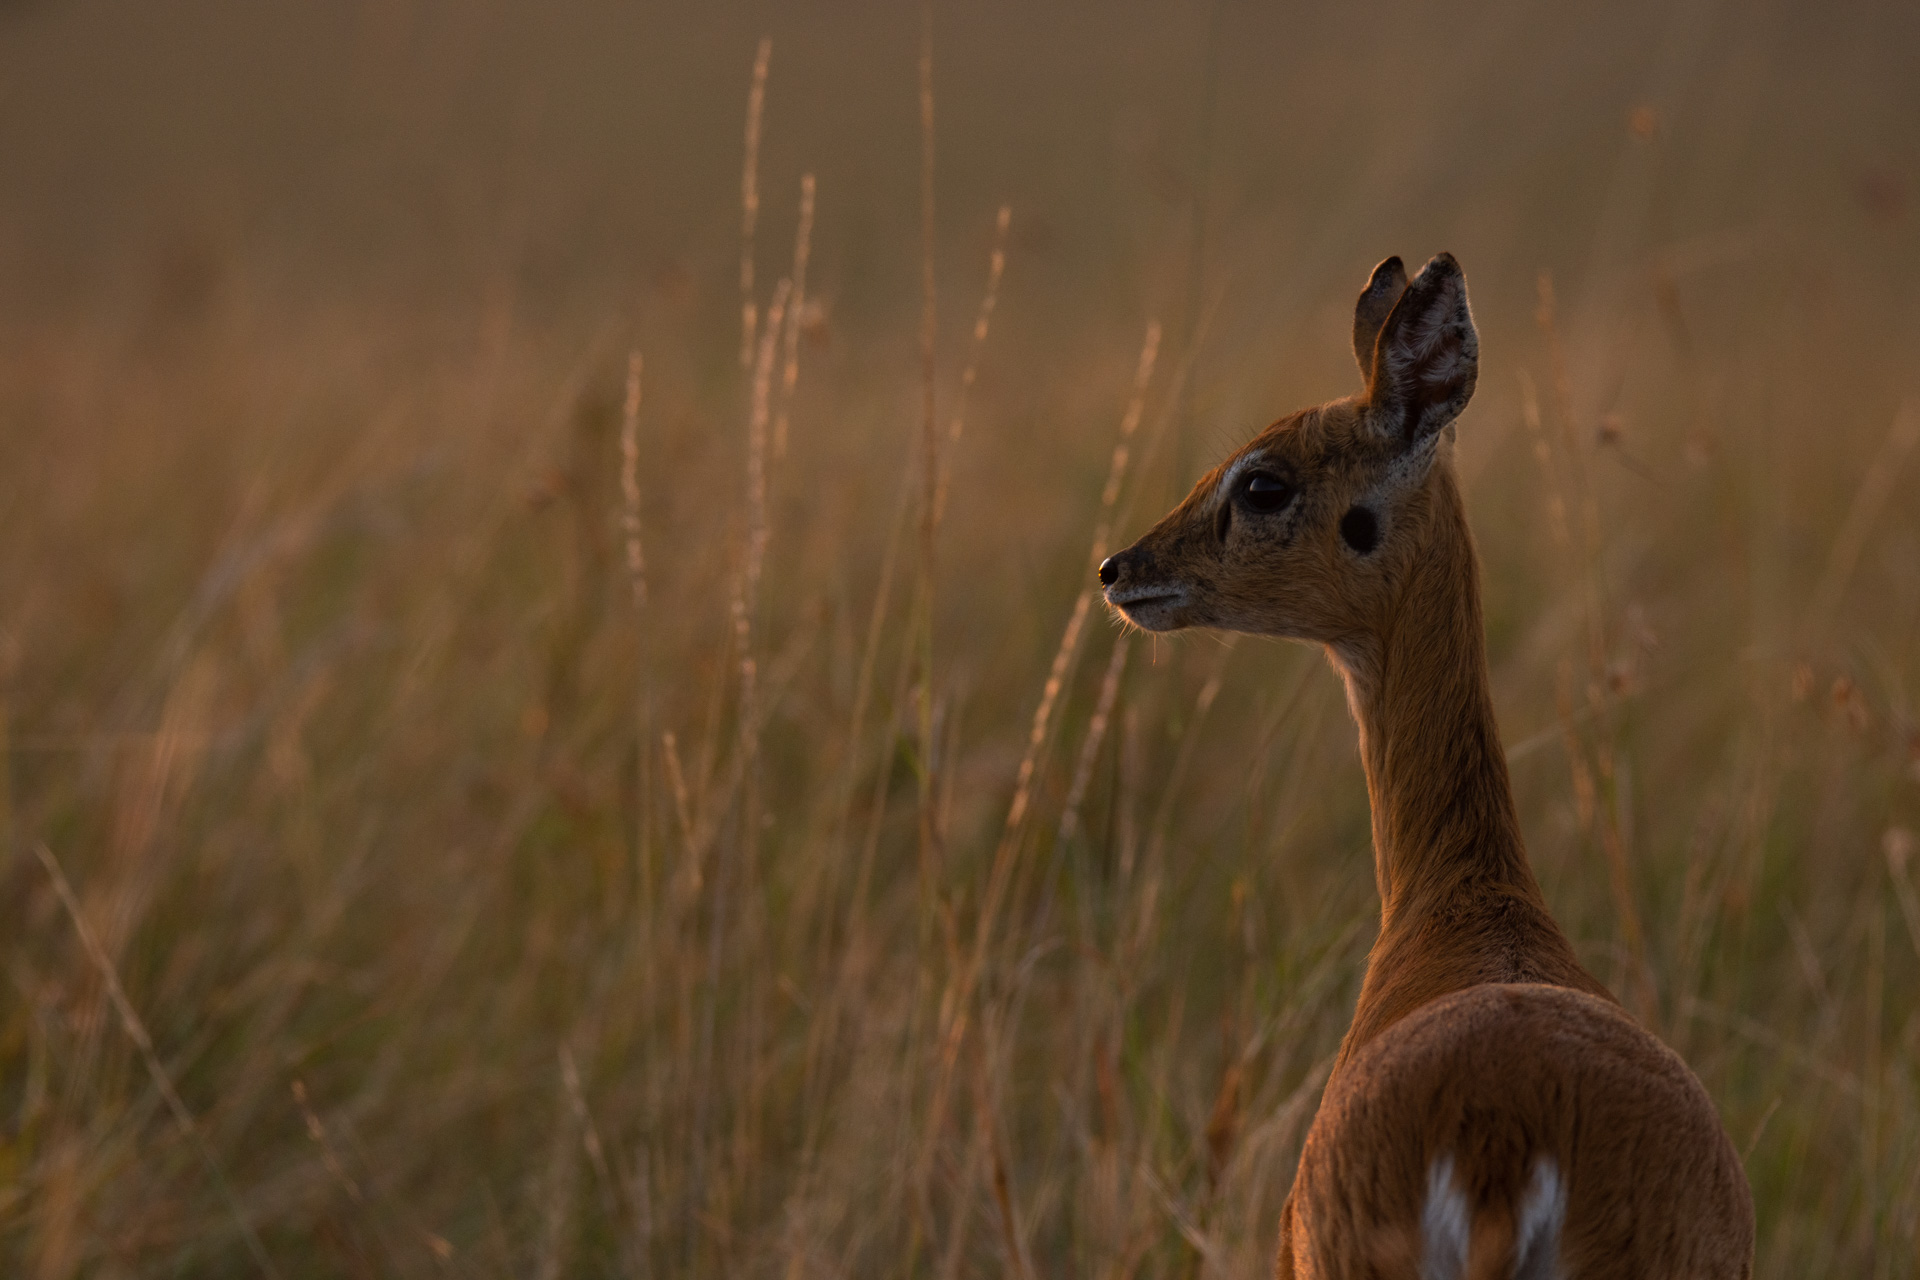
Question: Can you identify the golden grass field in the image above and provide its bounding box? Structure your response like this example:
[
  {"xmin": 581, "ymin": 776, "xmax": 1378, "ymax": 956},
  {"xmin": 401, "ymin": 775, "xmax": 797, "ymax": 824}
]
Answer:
[{"xmin": 2, "ymin": 1, "xmax": 1918, "ymax": 1275}]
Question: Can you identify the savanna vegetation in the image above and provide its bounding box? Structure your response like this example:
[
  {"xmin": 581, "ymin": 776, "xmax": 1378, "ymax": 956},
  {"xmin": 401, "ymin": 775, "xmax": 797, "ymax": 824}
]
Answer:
[{"xmin": 2, "ymin": 2, "xmax": 1918, "ymax": 1275}]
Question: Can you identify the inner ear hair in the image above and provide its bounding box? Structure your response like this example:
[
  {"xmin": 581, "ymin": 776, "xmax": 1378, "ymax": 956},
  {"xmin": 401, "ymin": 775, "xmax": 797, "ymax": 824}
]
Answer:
[
  {"xmin": 1367, "ymin": 252, "xmax": 1479, "ymax": 450},
  {"xmin": 1352, "ymin": 256, "xmax": 1408, "ymax": 382}
]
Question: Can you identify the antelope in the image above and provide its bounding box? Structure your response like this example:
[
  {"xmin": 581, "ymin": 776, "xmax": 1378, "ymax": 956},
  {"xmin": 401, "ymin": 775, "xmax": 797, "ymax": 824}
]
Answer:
[{"xmin": 1099, "ymin": 255, "xmax": 1754, "ymax": 1279}]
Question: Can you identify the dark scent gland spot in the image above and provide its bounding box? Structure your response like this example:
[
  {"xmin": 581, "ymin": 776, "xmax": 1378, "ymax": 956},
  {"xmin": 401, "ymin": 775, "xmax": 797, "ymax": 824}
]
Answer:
[
  {"xmin": 1341, "ymin": 506, "xmax": 1379, "ymax": 554},
  {"xmin": 1215, "ymin": 502, "xmax": 1232, "ymax": 543}
]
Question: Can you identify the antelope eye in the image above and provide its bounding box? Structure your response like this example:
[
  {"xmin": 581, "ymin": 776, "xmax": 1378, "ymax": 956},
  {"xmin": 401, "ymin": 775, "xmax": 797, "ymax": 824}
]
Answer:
[{"xmin": 1242, "ymin": 472, "xmax": 1295, "ymax": 514}]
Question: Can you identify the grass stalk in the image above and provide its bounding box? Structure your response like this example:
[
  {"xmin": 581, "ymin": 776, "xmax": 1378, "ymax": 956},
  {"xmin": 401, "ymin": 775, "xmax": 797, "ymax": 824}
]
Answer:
[
  {"xmin": 933, "ymin": 203, "xmax": 1012, "ymax": 528},
  {"xmin": 1054, "ymin": 634, "xmax": 1129, "ymax": 847},
  {"xmin": 740, "ymin": 37, "xmax": 772, "ymax": 371},
  {"xmin": 621, "ymin": 349, "xmax": 656, "ymax": 1007},
  {"xmin": 1532, "ymin": 273, "xmax": 1652, "ymax": 1017},
  {"xmin": 914, "ymin": 3, "xmax": 942, "ymax": 911},
  {"xmin": 1808, "ymin": 398, "xmax": 1920, "ymax": 635},
  {"xmin": 910, "ymin": 319, "xmax": 1161, "ymax": 1260},
  {"xmin": 34, "ymin": 843, "xmax": 280, "ymax": 1279},
  {"xmin": 774, "ymin": 174, "xmax": 816, "ymax": 460}
]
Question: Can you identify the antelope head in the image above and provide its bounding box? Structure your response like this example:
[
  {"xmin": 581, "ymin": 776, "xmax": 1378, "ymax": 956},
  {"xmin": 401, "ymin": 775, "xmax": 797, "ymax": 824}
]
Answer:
[{"xmin": 1099, "ymin": 253, "xmax": 1480, "ymax": 655}]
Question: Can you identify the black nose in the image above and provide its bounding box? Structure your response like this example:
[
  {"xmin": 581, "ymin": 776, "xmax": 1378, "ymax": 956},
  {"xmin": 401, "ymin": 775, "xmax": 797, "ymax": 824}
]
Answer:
[{"xmin": 1098, "ymin": 556, "xmax": 1119, "ymax": 586}]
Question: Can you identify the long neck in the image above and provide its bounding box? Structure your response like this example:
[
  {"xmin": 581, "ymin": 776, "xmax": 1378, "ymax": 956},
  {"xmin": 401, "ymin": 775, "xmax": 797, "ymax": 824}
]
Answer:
[
  {"xmin": 1327, "ymin": 470, "xmax": 1606, "ymax": 1063},
  {"xmin": 1336, "ymin": 473, "xmax": 1533, "ymax": 921}
]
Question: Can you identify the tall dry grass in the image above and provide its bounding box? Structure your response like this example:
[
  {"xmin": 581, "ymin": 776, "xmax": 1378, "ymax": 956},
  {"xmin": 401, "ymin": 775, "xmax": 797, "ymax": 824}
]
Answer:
[{"xmin": 3, "ymin": 6, "xmax": 1920, "ymax": 1278}]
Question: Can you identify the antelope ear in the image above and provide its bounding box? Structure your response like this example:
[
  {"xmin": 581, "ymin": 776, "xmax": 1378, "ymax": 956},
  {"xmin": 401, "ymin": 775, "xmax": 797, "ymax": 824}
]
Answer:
[
  {"xmin": 1366, "ymin": 252, "xmax": 1478, "ymax": 451},
  {"xmin": 1351, "ymin": 256, "xmax": 1407, "ymax": 380}
]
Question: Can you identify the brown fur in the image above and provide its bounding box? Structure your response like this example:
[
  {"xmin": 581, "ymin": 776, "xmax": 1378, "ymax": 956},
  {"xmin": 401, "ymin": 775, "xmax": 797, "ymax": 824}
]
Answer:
[{"xmin": 1102, "ymin": 256, "xmax": 1754, "ymax": 1278}]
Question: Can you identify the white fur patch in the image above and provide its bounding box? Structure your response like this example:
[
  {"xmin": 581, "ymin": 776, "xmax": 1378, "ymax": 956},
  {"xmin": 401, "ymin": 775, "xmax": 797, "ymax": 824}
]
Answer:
[
  {"xmin": 1215, "ymin": 452, "xmax": 1263, "ymax": 505},
  {"xmin": 1420, "ymin": 1155, "xmax": 1470, "ymax": 1280},
  {"xmin": 1419, "ymin": 1154, "xmax": 1564, "ymax": 1280},
  {"xmin": 1511, "ymin": 1157, "xmax": 1566, "ymax": 1280}
]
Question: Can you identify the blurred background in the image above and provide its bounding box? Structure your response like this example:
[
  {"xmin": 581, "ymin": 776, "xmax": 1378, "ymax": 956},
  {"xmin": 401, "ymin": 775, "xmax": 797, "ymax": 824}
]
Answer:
[{"xmin": 1, "ymin": 1, "xmax": 1917, "ymax": 1275}]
